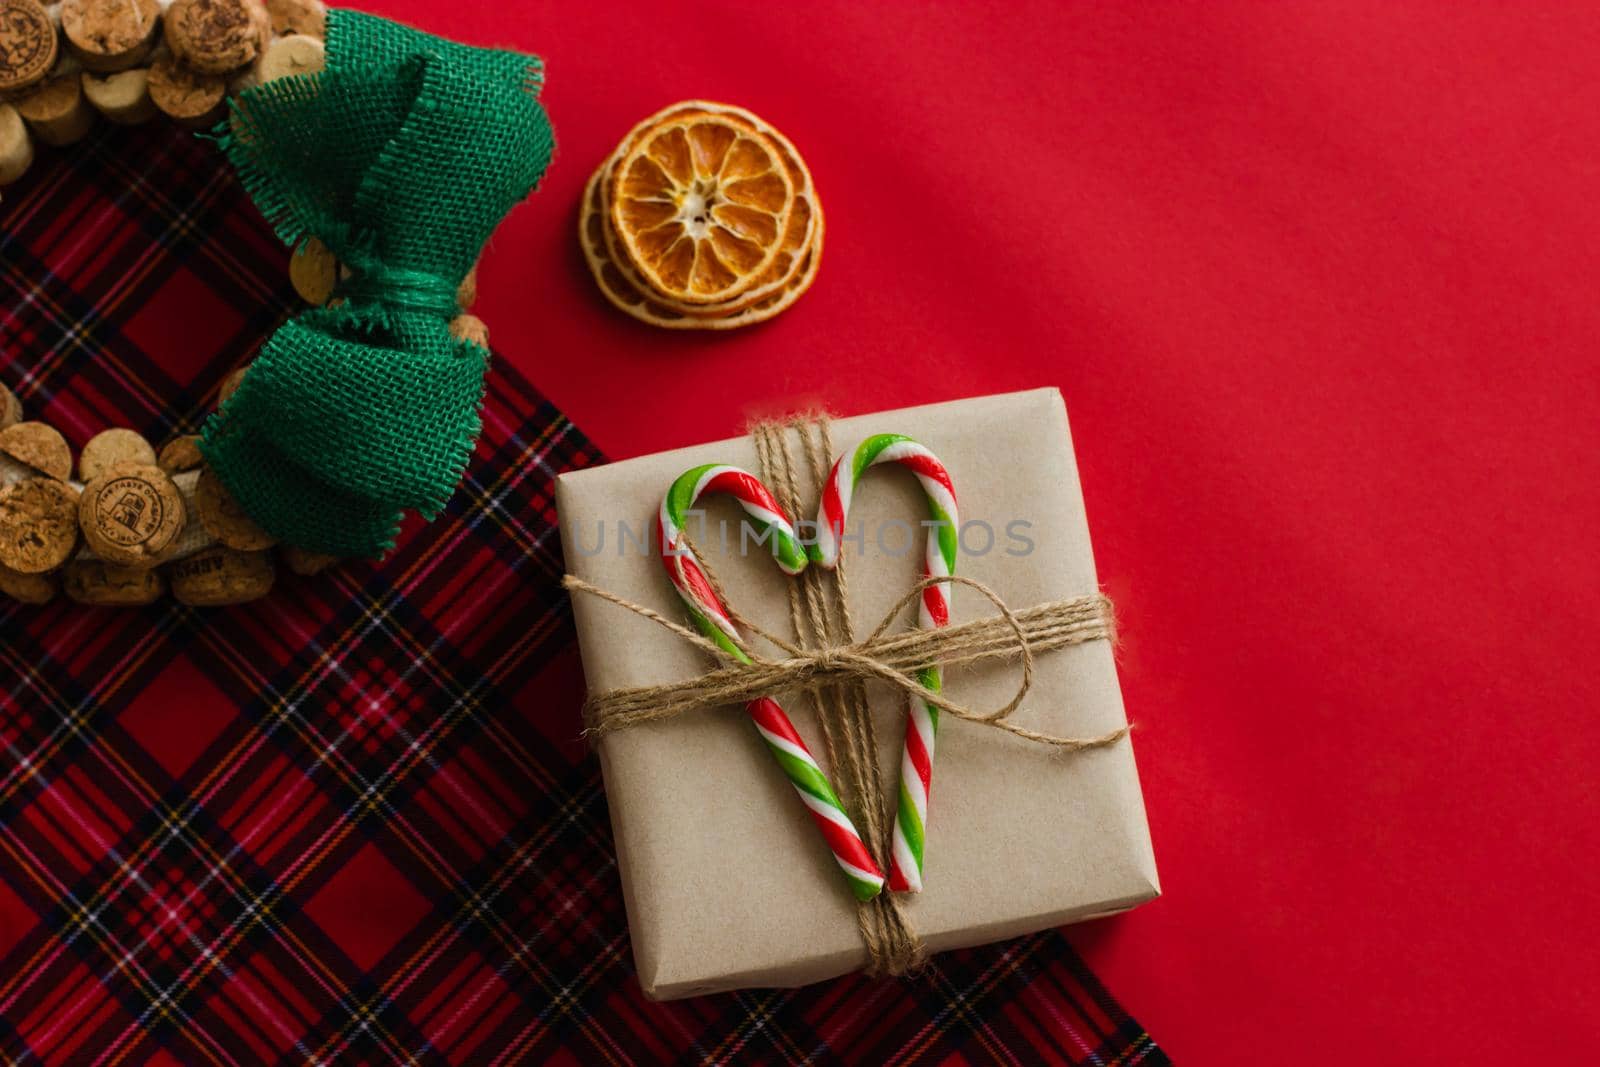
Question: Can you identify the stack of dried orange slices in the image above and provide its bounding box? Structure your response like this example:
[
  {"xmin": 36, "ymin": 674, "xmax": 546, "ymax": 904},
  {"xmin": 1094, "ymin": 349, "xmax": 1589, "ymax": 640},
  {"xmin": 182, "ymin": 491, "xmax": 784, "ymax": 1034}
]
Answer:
[{"xmin": 581, "ymin": 101, "xmax": 822, "ymax": 330}]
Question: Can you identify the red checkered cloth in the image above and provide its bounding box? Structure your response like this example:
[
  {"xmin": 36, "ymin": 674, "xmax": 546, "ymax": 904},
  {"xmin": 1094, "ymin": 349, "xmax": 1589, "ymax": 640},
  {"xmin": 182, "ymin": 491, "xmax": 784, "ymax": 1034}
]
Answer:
[{"xmin": 0, "ymin": 122, "xmax": 1168, "ymax": 1065}]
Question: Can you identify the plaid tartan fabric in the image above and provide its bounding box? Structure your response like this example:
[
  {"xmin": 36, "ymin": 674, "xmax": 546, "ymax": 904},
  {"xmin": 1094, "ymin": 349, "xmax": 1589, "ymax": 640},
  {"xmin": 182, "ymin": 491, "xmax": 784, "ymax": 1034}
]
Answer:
[{"xmin": 0, "ymin": 122, "xmax": 1168, "ymax": 1066}]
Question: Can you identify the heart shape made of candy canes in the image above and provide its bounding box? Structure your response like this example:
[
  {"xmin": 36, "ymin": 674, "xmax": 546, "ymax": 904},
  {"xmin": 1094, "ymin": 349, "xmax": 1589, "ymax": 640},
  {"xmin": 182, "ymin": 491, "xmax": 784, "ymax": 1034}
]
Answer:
[
  {"xmin": 657, "ymin": 463, "xmax": 886, "ymax": 901},
  {"xmin": 812, "ymin": 434, "xmax": 958, "ymax": 894},
  {"xmin": 659, "ymin": 436, "xmax": 958, "ymax": 901}
]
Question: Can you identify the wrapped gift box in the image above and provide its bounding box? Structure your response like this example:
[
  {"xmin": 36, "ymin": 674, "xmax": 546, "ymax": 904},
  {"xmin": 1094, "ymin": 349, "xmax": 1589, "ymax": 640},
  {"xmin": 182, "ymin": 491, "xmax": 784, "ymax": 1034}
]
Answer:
[{"xmin": 556, "ymin": 388, "xmax": 1158, "ymax": 999}]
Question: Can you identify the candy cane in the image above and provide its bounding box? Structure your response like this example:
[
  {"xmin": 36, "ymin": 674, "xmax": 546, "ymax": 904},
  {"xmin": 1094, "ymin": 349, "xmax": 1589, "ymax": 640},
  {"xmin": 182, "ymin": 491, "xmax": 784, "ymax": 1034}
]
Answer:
[
  {"xmin": 658, "ymin": 463, "xmax": 886, "ymax": 901},
  {"xmin": 813, "ymin": 434, "xmax": 958, "ymax": 893}
]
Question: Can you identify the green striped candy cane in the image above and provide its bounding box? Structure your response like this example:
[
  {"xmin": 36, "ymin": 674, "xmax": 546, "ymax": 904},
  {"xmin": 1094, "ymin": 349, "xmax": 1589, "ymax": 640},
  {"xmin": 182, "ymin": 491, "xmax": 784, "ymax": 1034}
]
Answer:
[
  {"xmin": 813, "ymin": 434, "xmax": 958, "ymax": 893},
  {"xmin": 657, "ymin": 464, "xmax": 886, "ymax": 901}
]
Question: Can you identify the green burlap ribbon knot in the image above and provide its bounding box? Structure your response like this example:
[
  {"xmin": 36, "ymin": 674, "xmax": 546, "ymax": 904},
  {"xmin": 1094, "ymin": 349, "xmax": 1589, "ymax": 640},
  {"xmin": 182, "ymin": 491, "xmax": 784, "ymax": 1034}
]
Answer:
[{"xmin": 200, "ymin": 10, "xmax": 554, "ymax": 558}]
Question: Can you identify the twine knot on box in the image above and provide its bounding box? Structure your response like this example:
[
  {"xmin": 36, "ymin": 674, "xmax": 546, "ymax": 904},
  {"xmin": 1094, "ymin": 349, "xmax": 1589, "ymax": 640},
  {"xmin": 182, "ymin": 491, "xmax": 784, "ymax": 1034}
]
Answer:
[
  {"xmin": 566, "ymin": 416, "xmax": 1128, "ymax": 977},
  {"xmin": 200, "ymin": 10, "xmax": 554, "ymax": 558},
  {"xmin": 568, "ymin": 573, "xmax": 1122, "ymax": 754}
]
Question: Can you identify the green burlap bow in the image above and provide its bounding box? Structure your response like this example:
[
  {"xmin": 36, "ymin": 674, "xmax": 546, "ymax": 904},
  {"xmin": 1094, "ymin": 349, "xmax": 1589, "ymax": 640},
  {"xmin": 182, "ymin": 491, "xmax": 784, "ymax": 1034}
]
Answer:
[{"xmin": 200, "ymin": 10, "xmax": 554, "ymax": 557}]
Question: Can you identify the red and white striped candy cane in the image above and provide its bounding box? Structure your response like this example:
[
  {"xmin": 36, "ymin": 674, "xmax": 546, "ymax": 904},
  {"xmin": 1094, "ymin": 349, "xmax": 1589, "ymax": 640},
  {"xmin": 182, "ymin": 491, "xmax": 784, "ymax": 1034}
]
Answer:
[
  {"xmin": 658, "ymin": 463, "xmax": 886, "ymax": 901},
  {"xmin": 813, "ymin": 434, "xmax": 958, "ymax": 893}
]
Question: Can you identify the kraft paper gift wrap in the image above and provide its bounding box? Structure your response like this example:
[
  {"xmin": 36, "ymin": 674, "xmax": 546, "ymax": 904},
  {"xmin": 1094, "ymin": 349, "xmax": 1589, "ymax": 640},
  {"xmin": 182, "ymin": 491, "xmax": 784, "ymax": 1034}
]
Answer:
[{"xmin": 555, "ymin": 388, "xmax": 1159, "ymax": 1000}]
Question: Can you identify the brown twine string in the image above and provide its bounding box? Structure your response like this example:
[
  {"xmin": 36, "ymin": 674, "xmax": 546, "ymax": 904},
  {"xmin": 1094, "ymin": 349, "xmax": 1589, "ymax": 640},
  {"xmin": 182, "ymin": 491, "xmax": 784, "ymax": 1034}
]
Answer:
[
  {"xmin": 563, "ymin": 415, "xmax": 1128, "ymax": 978},
  {"xmin": 762, "ymin": 416, "xmax": 922, "ymax": 975},
  {"xmin": 566, "ymin": 575, "xmax": 1121, "ymax": 748}
]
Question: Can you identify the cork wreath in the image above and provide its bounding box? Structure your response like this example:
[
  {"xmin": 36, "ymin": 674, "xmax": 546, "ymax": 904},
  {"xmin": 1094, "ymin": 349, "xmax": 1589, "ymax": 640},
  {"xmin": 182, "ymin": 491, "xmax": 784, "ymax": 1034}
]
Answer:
[{"xmin": 0, "ymin": 2, "xmax": 555, "ymax": 607}]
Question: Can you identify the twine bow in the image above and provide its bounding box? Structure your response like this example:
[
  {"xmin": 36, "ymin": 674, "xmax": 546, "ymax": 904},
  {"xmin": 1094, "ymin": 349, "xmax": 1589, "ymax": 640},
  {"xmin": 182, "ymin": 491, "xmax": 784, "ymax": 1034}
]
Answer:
[
  {"xmin": 198, "ymin": 10, "xmax": 555, "ymax": 558},
  {"xmin": 568, "ymin": 572, "xmax": 1126, "ymax": 754}
]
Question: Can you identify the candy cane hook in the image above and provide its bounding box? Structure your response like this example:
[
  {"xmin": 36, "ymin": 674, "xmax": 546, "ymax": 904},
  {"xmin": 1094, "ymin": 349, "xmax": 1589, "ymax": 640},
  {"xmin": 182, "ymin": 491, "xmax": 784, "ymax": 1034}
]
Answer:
[
  {"xmin": 658, "ymin": 463, "xmax": 886, "ymax": 901},
  {"xmin": 814, "ymin": 434, "xmax": 958, "ymax": 893}
]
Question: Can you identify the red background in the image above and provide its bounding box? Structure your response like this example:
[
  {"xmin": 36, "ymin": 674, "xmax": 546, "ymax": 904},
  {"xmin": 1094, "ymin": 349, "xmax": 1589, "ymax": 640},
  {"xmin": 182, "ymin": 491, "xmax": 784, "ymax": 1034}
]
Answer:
[{"xmin": 369, "ymin": 2, "xmax": 1598, "ymax": 1062}]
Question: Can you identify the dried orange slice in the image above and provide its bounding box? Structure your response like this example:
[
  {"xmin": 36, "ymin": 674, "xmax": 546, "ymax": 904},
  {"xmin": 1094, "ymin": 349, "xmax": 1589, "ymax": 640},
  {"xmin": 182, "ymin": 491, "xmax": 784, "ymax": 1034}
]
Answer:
[
  {"xmin": 601, "ymin": 101, "xmax": 817, "ymax": 315},
  {"xmin": 608, "ymin": 110, "xmax": 795, "ymax": 304},
  {"xmin": 580, "ymin": 161, "xmax": 823, "ymax": 331}
]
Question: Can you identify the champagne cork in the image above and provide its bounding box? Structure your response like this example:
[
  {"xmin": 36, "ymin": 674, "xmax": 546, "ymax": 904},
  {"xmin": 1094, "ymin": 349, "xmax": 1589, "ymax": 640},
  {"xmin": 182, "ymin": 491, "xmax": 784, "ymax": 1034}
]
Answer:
[
  {"xmin": 60, "ymin": 0, "xmax": 161, "ymax": 73},
  {"xmin": 218, "ymin": 364, "xmax": 248, "ymax": 404},
  {"xmin": 82, "ymin": 67, "xmax": 157, "ymax": 125},
  {"xmin": 289, "ymin": 237, "xmax": 336, "ymax": 305},
  {"xmin": 14, "ymin": 73, "xmax": 95, "ymax": 149},
  {"xmin": 64, "ymin": 558, "xmax": 164, "ymax": 605},
  {"xmin": 257, "ymin": 31, "xmax": 321, "ymax": 83},
  {"xmin": 0, "ymin": 478, "xmax": 80, "ymax": 573},
  {"xmin": 195, "ymin": 465, "xmax": 274, "ymax": 550},
  {"xmin": 169, "ymin": 545, "xmax": 273, "ymax": 606},
  {"xmin": 1, "ymin": 444, "xmax": 36, "ymax": 486},
  {"xmin": 0, "ymin": 421, "xmax": 73, "ymax": 480},
  {"xmin": 0, "ymin": 561, "xmax": 57, "ymax": 604},
  {"xmin": 457, "ymin": 264, "xmax": 478, "ymax": 310},
  {"xmin": 163, "ymin": 0, "xmax": 267, "ymax": 75},
  {"xmin": 157, "ymin": 434, "xmax": 203, "ymax": 472},
  {"xmin": 0, "ymin": 381, "xmax": 20, "ymax": 429},
  {"xmin": 264, "ymin": 0, "xmax": 323, "ymax": 39},
  {"xmin": 147, "ymin": 53, "xmax": 225, "ymax": 128},
  {"xmin": 450, "ymin": 314, "xmax": 489, "ymax": 349},
  {"xmin": 78, "ymin": 462, "xmax": 186, "ymax": 566},
  {"xmin": 79, "ymin": 427, "xmax": 156, "ymax": 482},
  {"xmin": 0, "ymin": 0, "xmax": 58, "ymax": 94},
  {"xmin": 281, "ymin": 543, "xmax": 335, "ymax": 576},
  {"xmin": 158, "ymin": 467, "xmax": 211, "ymax": 561},
  {"xmin": 0, "ymin": 102, "xmax": 32, "ymax": 185}
]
